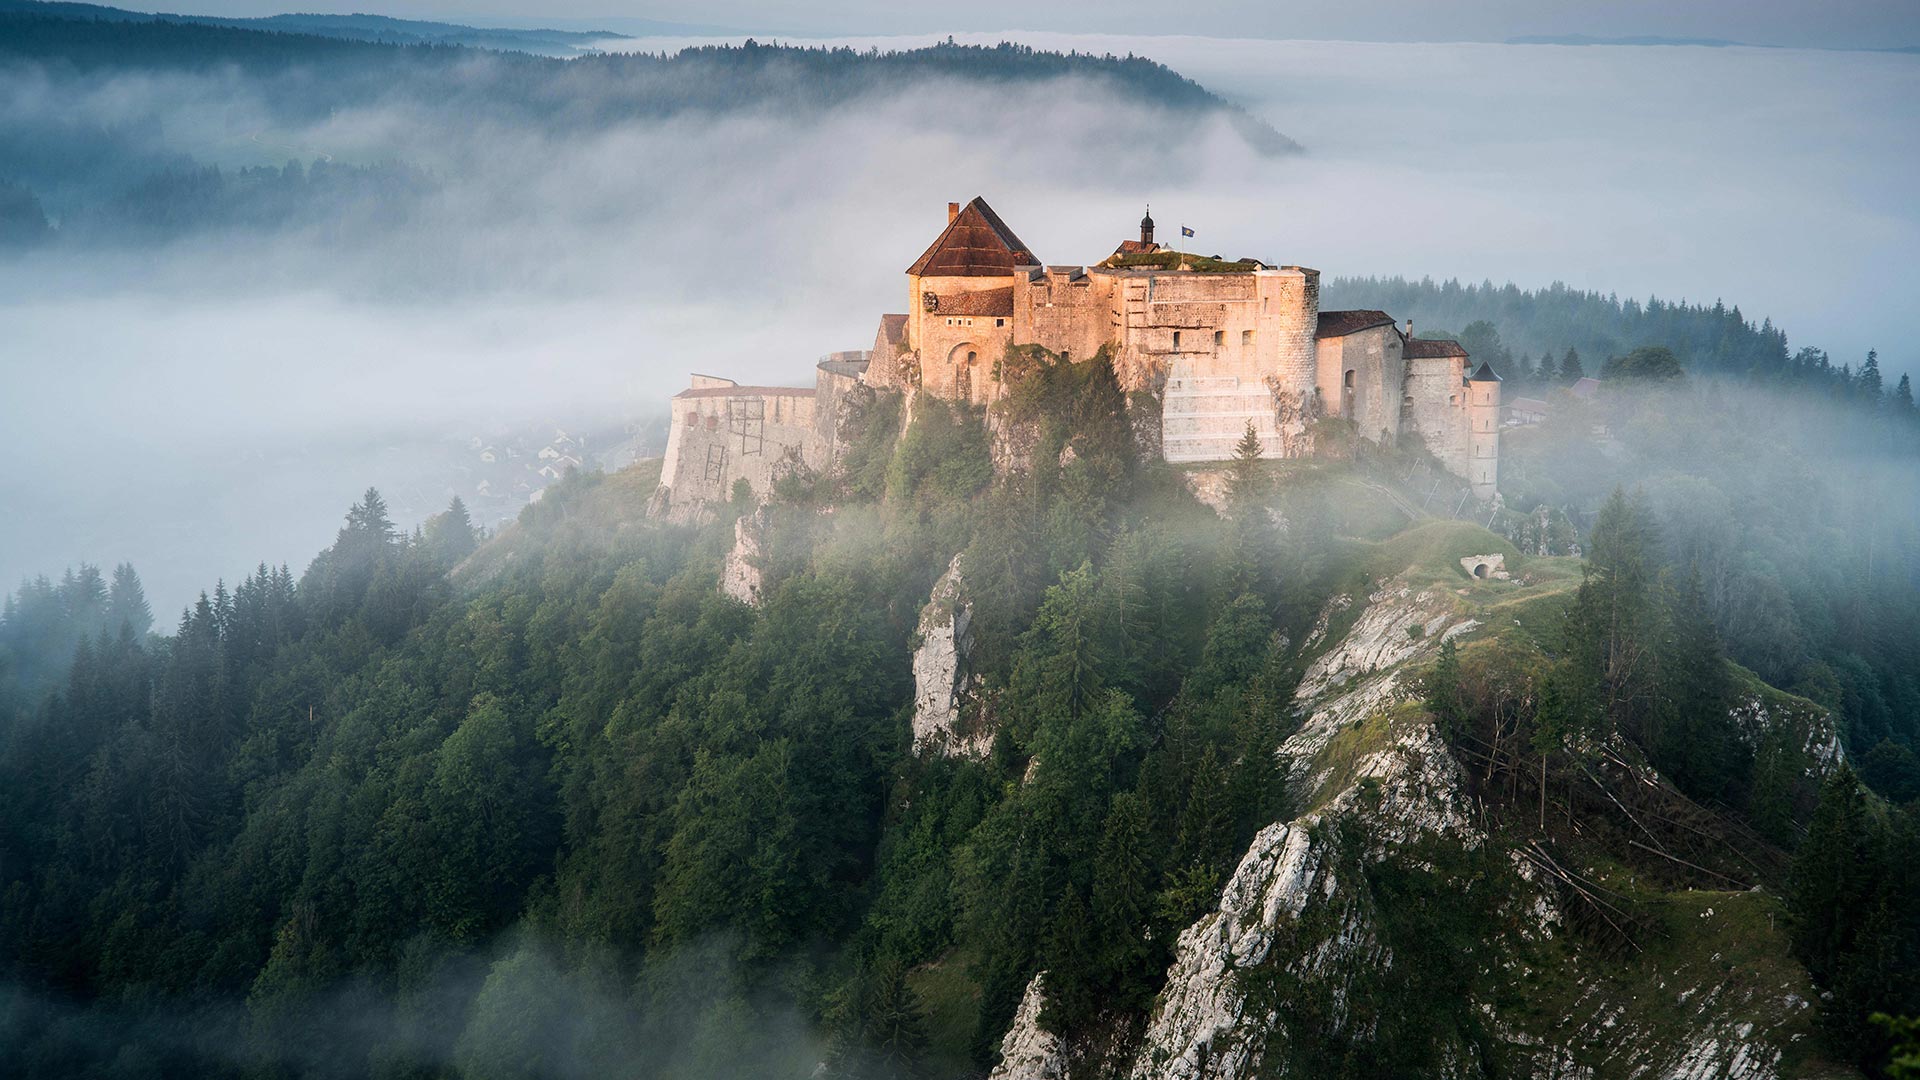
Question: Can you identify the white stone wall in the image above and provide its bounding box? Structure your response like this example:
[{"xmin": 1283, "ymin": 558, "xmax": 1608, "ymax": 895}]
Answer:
[
  {"xmin": 1315, "ymin": 326, "xmax": 1406, "ymax": 446},
  {"xmin": 1403, "ymin": 355, "xmax": 1473, "ymax": 481}
]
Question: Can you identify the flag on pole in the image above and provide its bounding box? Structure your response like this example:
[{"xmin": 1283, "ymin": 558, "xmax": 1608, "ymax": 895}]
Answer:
[{"xmin": 1181, "ymin": 225, "xmax": 1195, "ymax": 237}]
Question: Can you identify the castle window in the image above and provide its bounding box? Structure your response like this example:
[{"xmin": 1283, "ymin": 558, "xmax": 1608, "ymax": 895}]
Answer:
[
  {"xmin": 967, "ymin": 351, "xmax": 978, "ymax": 365},
  {"xmin": 1242, "ymin": 330, "xmax": 1255, "ymax": 346},
  {"xmin": 995, "ymin": 318, "xmax": 1006, "ymax": 328},
  {"xmin": 1214, "ymin": 330, "xmax": 1225, "ymax": 346},
  {"xmin": 1172, "ymin": 331, "xmax": 1182, "ymax": 348},
  {"xmin": 1344, "ymin": 369, "xmax": 1356, "ymax": 389},
  {"xmin": 1450, "ymin": 395, "xmax": 1459, "ymax": 406}
]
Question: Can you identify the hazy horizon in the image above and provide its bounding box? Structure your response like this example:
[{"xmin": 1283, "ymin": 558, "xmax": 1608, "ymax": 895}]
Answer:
[{"xmin": 82, "ymin": 0, "xmax": 1920, "ymax": 51}]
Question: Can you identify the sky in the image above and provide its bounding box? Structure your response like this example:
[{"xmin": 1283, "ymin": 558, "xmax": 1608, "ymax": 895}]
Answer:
[
  {"xmin": 163, "ymin": 0, "xmax": 1920, "ymax": 50},
  {"xmin": 1, "ymin": 25, "xmax": 1917, "ymax": 613}
]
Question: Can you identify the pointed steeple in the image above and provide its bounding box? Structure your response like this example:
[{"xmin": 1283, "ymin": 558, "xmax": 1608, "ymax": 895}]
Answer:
[{"xmin": 1140, "ymin": 204, "xmax": 1155, "ymax": 246}]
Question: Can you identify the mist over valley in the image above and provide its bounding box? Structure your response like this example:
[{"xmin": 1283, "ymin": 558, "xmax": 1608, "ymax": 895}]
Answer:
[{"xmin": 3, "ymin": 4, "xmax": 1919, "ymax": 1078}]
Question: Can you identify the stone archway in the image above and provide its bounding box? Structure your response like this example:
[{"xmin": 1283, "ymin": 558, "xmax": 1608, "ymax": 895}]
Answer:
[{"xmin": 948, "ymin": 342, "xmax": 981, "ymax": 404}]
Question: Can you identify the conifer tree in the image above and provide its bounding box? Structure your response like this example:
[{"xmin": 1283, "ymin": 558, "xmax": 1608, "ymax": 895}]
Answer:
[
  {"xmin": 1227, "ymin": 421, "xmax": 1266, "ymax": 513},
  {"xmin": 1091, "ymin": 792, "xmax": 1154, "ymax": 1003},
  {"xmin": 1560, "ymin": 347, "xmax": 1584, "ymax": 383},
  {"xmin": 1861, "ymin": 350, "xmax": 1884, "ymax": 402},
  {"xmin": 858, "ymin": 954, "xmax": 929, "ymax": 1078},
  {"xmin": 1896, "ymin": 373, "xmax": 1915, "ymax": 417},
  {"xmin": 1424, "ymin": 637, "xmax": 1468, "ymax": 740},
  {"xmin": 1536, "ymin": 350, "xmax": 1560, "ymax": 385}
]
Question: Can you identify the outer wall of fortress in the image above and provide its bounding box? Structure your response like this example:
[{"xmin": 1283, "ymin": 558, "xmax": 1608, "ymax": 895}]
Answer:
[{"xmin": 653, "ymin": 200, "xmax": 1498, "ymax": 521}]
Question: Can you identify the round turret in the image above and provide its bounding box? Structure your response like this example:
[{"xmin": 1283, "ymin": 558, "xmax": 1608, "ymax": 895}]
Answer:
[{"xmin": 1467, "ymin": 362, "xmax": 1502, "ymax": 499}]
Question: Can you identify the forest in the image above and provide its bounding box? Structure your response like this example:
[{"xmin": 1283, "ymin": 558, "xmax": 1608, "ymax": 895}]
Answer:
[
  {"xmin": 2, "ymin": 330, "xmax": 1917, "ymax": 1076},
  {"xmin": 1328, "ymin": 275, "xmax": 1912, "ymax": 414}
]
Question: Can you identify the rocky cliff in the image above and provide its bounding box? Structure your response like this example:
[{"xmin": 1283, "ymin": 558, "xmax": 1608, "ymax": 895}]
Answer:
[{"xmin": 988, "ymin": 563, "xmax": 1850, "ymax": 1080}]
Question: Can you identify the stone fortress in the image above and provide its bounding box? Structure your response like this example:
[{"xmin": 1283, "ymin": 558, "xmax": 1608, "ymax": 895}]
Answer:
[{"xmin": 654, "ymin": 197, "xmax": 1499, "ymax": 519}]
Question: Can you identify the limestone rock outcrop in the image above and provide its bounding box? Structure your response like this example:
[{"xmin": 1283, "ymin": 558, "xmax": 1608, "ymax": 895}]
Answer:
[
  {"xmin": 912, "ymin": 554, "xmax": 989, "ymax": 757},
  {"xmin": 720, "ymin": 508, "xmax": 768, "ymax": 606},
  {"xmin": 987, "ymin": 974, "xmax": 1068, "ymax": 1080}
]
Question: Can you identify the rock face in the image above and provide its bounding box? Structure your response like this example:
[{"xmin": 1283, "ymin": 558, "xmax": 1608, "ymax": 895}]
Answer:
[
  {"xmin": 1127, "ymin": 698, "xmax": 1476, "ymax": 1079},
  {"xmin": 720, "ymin": 508, "xmax": 768, "ymax": 606},
  {"xmin": 988, "ymin": 574, "xmax": 1834, "ymax": 1080},
  {"xmin": 988, "ymin": 974, "xmax": 1068, "ymax": 1080},
  {"xmin": 912, "ymin": 554, "xmax": 990, "ymax": 757}
]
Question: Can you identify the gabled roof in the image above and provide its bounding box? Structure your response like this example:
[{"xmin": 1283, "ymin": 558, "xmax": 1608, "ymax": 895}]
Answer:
[
  {"xmin": 908, "ymin": 197, "xmax": 1038, "ymax": 277},
  {"xmin": 1470, "ymin": 362, "xmax": 1502, "ymax": 382},
  {"xmin": 1569, "ymin": 376, "xmax": 1601, "ymax": 398},
  {"xmin": 1404, "ymin": 337, "xmax": 1471, "ymax": 359},
  {"xmin": 1315, "ymin": 309, "xmax": 1395, "ymax": 339},
  {"xmin": 931, "ymin": 287, "xmax": 1014, "ymax": 317},
  {"xmin": 1113, "ymin": 239, "xmax": 1161, "ymax": 256}
]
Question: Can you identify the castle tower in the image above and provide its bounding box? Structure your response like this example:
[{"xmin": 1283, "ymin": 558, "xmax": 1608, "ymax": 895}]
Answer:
[
  {"xmin": 1467, "ymin": 361, "xmax": 1502, "ymax": 499},
  {"xmin": 1140, "ymin": 206, "xmax": 1155, "ymax": 247}
]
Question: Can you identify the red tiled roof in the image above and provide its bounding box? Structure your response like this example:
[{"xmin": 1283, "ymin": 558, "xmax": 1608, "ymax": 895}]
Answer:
[
  {"xmin": 907, "ymin": 197, "xmax": 1038, "ymax": 277},
  {"xmin": 1315, "ymin": 309, "xmax": 1395, "ymax": 339},
  {"xmin": 675, "ymin": 385, "xmax": 815, "ymax": 399},
  {"xmin": 879, "ymin": 313, "xmax": 908, "ymax": 344},
  {"xmin": 1404, "ymin": 337, "xmax": 1470, "ymax": 359},
  {"xmin": 932, "ymin": 287, "xmax": 1014, "ymax": 317},
  {"xmin": 1113, "ymin": 239, "xmax": 1161, "ymax": 256}
]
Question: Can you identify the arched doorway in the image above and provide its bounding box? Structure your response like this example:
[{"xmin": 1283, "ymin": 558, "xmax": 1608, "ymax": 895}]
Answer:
[
  {"xmin": 949, "ymin": 342, "xmax": 981, "ymax": 403},
  {"xmin": 1342, "ymin": 369, "xmax": 1357, "ymax": 419}
]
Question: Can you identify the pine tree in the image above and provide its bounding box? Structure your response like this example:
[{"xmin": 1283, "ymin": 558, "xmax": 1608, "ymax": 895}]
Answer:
[
  {"xmin": 859, "ymin": 954, "xmax": 929, "ymax": 1078},
  {"xmin": 1896, "ymin": 373, "xmax": 1915, "ymax": 417},
  {"xmin": 1536, "ymin": 350, "xmax": 1560, "ymax": 385},
  {"xmin": 1653, "ymin": 568, "xmax": 1743, "ymax": 802},
  {"xmin": 1789, "ymin": 766, "xmax": 1874, "ymax": 985},
  {"xmin": 1174, "ymin": 745, "xmax": 1231, "ymax": 872},
  {"xmin": 1424, "ymin": 637, "xmax": 1468, "ymax": 740},
  {"xmin": 1091, "ymin": 792, "xmax": 1154, "ymax": 1005},
  {"xmin": 1861, "ymin": 350, "xmax": 1884, "ymax": 402},
  {"xmin": 1567, "ymin": 487, "xmax": 1662, "ymax": 740},
  {"xmin": 1227, "ymin": 421, "xmax": 1266, "ymax": 513},
  {"xmin": 1560, "ymin": 347, "xmax": 1585, "ymax": 383},
  {"xmin": 1039, "ymin": 886, "xmax": 1096, "ymax": 1033}
]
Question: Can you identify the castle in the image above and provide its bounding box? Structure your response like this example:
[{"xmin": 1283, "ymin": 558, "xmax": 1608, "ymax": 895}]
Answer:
[{"xmin": 655, "ymin": 197, "xmax": 1499, "ymax": 518}]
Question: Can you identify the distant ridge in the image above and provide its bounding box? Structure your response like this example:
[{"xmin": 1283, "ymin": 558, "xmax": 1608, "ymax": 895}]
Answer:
[
  {"xmin": 1508, "ymin": 32, "xmax": 1920, "ymax": 53},
  {"xmin": 0, "ymin": 0, "xmax": 638, "ymax": 55}
]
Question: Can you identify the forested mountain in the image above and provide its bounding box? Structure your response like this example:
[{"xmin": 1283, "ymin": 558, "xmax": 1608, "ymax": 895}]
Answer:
[
  {"xmin": 2, "ymin": 344, "xmax": 1916, "ymax": 1077},
  {"xmin": 0, "ymin": 1, "xmax": 634, "ymax": 56},
  {"xmin": 0, "ymin": 8, "xmax": 1295, "ymax": 246}
]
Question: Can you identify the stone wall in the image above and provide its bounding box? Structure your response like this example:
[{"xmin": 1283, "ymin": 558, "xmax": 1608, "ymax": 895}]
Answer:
[
  {"xmin": 1314, "ymin": 325, "xmax": 1405, "ymax": 448},
  {"xmin": 1403, "ymin": 355, "xmax": 1472, "ymax": 481},
  {"xmin": 655, "ymin": 380, "xmax": 819, "ymax": 522}
]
